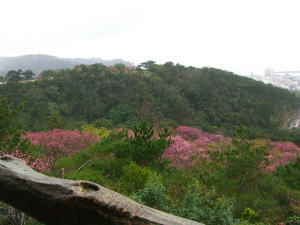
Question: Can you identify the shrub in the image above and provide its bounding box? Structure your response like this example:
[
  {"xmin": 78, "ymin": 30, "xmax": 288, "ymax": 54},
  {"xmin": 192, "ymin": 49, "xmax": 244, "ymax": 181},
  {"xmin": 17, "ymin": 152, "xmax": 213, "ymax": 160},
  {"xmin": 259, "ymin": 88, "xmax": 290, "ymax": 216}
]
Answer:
[
  {"xmin": 275, "ymin": 158, "xmax": 300, "ymax": 189},
  {"xmin": 54, "ymin": 130, "xmax": 128, "ymax": 175},
  {"xmin": 176, "ymin": 182, "xmax": 236, "ymax": 225},
  {"xmin": 241, "ymin": 208, "xmax": 259, "ymax": 222},
  {"xmin": 65, "ymin": 168, "xmax": 104, "ymax": 184},
  {"xmin": 286, "ymin": 216, "xmax": 300, "ymax": 225},
  {"xmin": 122, "ymin": 162, "xmax": 153, "ymax": 193},
  {"xmin": 80, "ymin": 124, "xmax": 110, "ymax": 139},
  {"xmin": 93, "ymin": 118, "xmax": 113, "ymax": 129},
  {"xmin": 113, "ymin": 121, "xmax": 171, "ymax": 166},
  {"xmin": 43, "ymin": 114, "xmax": 68, "ymax": 130},
  {"xmin": 130, "ymin": 175, "xmax": 168, "ymax": 211}
]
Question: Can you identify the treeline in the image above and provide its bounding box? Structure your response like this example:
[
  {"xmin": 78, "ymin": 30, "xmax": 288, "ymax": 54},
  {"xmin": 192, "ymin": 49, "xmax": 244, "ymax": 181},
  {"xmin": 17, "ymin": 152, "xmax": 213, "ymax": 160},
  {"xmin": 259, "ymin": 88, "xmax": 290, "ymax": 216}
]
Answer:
[
  {"xmin": 4, "ymin": 69, "xmax": 35, "ymax": 82},
  {"xmin": 0, "ymin": 62, "xmax": 299, "ymax": 136}
]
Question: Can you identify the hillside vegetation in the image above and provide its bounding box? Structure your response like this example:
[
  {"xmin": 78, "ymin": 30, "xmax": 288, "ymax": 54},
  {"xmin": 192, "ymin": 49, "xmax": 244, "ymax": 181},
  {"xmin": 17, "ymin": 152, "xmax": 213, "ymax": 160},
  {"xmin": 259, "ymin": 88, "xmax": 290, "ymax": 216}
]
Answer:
[
  {"xmin": 1, "ymin": 61, "xmax": 299, "ymax": 136},
  {"xmin": 2, "ymin": 63, "xmax": 300, "ymax": 224}
]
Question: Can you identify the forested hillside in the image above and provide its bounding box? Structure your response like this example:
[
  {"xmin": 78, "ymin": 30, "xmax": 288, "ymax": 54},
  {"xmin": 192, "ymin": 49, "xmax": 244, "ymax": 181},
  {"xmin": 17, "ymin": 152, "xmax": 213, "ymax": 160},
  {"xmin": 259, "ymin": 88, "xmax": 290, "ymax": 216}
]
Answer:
[
  {"xmin": 2, "ymin": 62, "xmax": 300, "ymax": 225},
  {"xmin": 1, "ymin": 61, "xmax": 299, "ymax": 135}
]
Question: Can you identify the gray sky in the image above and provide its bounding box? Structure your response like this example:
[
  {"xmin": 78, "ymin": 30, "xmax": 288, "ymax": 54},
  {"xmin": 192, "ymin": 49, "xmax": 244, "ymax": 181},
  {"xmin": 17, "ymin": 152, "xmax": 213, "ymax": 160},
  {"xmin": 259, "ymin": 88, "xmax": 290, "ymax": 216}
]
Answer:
[{"xmin": 1, "ymin": 0, "xmax": 300, "ymax": 75}]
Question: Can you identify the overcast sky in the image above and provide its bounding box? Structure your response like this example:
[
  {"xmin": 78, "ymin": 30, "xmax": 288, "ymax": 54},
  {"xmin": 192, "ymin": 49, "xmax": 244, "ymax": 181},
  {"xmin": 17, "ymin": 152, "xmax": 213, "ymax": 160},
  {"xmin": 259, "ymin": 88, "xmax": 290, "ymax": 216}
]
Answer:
[{"xmin": 1, "ymin": 0, "xmax": 300, "ymax": 75}]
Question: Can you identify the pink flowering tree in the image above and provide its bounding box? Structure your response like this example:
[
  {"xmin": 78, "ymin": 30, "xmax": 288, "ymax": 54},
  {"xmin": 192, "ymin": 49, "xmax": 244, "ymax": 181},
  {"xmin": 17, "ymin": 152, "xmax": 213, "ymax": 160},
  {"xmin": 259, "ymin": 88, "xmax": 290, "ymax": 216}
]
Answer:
[
  {"xmin": 176, "ymin": 126, "xmax": 201, "ymax": 140},
  {"xmin": 266, "ymin": 141, "xmax": 300, "ymax": 172},
  {"xmin": 0, "ymin": 149, "xmax": 52, "ymax": 171},
  {"xmin": 0, "ymin": 97, "xmax": 53, "ymax": 172},
  {"xmin": 163, "ymin": 126, "xmax": 231, "ymax": 168},
  {"xmin": 163, "ymin": 126, "xmax": 300, "ymax": 172},
  {"xmin": 162, "ymin": 136, "xmax": 193, "ymax": 168},
  {"xmin": 23, "ymin": 129, "xmax": 99, "ymax": 159}
]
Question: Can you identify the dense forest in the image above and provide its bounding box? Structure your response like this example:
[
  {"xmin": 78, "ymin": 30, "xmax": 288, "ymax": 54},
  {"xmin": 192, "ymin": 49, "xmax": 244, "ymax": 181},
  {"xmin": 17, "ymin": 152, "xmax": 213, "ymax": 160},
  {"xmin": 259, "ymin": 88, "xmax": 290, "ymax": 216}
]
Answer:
[
  {"xmin": 1, "ymin": 61, "xmax": 300, "ymax": 135},
  {"xmin": 2, "ymin": 62, "xmax": 300, "ymax": 225}
]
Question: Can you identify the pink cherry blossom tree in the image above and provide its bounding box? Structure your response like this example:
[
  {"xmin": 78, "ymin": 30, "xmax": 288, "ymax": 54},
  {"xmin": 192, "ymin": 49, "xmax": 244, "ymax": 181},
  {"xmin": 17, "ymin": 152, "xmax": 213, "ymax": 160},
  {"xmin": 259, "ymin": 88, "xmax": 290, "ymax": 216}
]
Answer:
[{"xmin": 23, "ymin": 129, "xmax": 99, "ymax": 159}]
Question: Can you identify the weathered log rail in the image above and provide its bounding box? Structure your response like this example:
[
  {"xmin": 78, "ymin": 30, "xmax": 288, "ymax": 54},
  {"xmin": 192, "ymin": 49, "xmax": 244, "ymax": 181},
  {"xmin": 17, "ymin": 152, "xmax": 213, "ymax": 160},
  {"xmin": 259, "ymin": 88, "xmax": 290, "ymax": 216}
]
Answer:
[{"xmin": 0, "ymin": 155, "xmax": 203, "ymax": 225}]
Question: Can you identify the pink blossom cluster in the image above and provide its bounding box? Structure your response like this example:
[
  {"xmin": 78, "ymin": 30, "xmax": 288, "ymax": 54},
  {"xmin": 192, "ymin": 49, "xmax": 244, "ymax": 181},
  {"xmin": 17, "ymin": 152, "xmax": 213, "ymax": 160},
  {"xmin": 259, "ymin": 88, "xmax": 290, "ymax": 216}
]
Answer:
[
  {"xmin": 266, "ymin": 141, "xmax": 300, "ymax": 172},
  {"xmin": 23, "ymin": 129, "xmax": 99, "ymax": 158},
  {"xmin": 163, "ymin": 126, "xmax": 300, "ymax": 171},
  {"xmin": 0, "ymin": 150, "xmax": 52, "ymax": 171},
  {"xmin": 176, "ymin": 126, "xmax": 231, "ymax": 142},
  {"xmin": 176, "ymin": 126, "xmax": 201, "ymax": 140},
  {"xmin": 163, "ymin": 126, "xmax": 231, "ymax": 168},
  {"xmin": 162, "ymin": 136, "xmax": 193, "ymax": 168}
]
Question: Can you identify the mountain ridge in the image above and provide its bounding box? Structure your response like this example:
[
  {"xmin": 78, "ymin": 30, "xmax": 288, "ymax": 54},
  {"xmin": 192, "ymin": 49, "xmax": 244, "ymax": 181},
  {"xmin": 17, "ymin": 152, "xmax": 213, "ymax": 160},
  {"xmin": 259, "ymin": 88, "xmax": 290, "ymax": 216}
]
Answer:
[{"xmin": 0, "ymin": 54, "xmax": 132, "ymax": 76}]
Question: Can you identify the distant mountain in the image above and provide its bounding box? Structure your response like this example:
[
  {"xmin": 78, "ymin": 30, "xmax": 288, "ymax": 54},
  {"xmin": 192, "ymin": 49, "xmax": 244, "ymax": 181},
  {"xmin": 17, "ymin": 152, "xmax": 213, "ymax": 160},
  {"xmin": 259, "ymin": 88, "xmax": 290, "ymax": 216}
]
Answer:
[{"xmin": 0, "ymin": 54, "xmax": 132, "ymax": 76}]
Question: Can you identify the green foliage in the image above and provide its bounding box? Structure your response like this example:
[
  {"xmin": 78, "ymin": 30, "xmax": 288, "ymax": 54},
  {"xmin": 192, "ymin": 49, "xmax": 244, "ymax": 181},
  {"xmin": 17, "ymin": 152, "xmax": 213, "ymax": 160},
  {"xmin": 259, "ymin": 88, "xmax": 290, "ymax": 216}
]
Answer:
[
  {"xmin": 43, "ymin": 114, "xmax": 68, "ymax": 130},
  {"xmin": 130, "ymin": 175, "xmax": 168, "ymax": 211},
  {"xmin": 138, "ymin": 61, "xmax": 157, "ymax": 71},
  {"xmin": 65, "ymin": 168, "xmax": 103, "ymax": 183},
  {"xmin": 5, "ymin": 70, "xmax": 22, "ymax": 83},
  {"xmin": 3, "ymin": 60, "xmax": 299, "ymax": 224},
  {"xmin": 93, "ymin": 118, "xmax": 113, "ymax": 129},
  {"xmin": 80, "ymin": 124, "xmax": 110, "ymax": 138},
  {"xmin": 176, "ymin": 182, "xmax": 236, "ymax": 225},
  {"xmin": 113, "ymin": 121, "xmax": 171, "ymax": 165},
  {"xmin": 22, "ymin": 70, "xmax": 35, "ymax": 81},
  {"xmin": 122, "ymin": 162, "xmax": 153, "ymax": 193},
  {"xmin": 108, "ymin": 104, "xmax": 134, "ymax": 126},
  {"xmin": 184, "ymin": 126, "xmax": 300, "ymax": 224},
  {"xmin": 241, "ymin": 208, "xmax": 259, "ymax": 222},
  {"xmin": 50, "ymin": 122, "xmax": 300, "ymax": 224},
  {"xmin": 204, "ymin": 126, "xmax": 269, "ymax": 193},
  {"xmin": 1, "ymin": 62, "xmax": 298, "ymax": 134},
  {"xmin": 113, "ymin": 63, "xmax": 126, "ymax": 71},
  {"xmin": 0, "ymin": 97, "xmax": 31, "ymax": 153},
  {"xmin": 161, "ymin": 169, "xmax": 191, "ymax": 206},
  {"xmin": 275, "ymin": 158, "xmax": 300, "ymax": 190},
  {"xmin": 286, "ymin": 216, "xmax": 300, "ymax": 225},
  {"xmin": 54, "ymin": 130, "xmax": 128, "ymax": 176}
]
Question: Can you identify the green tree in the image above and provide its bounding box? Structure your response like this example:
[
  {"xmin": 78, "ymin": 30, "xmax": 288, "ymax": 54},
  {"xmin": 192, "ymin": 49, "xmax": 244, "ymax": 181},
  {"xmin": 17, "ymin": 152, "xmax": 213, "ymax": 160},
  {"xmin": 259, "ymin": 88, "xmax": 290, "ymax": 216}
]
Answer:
[
  {"xmin": 122, "ymin": 162, "xmax": 153, "ymax": 193},
  {"xmin": 43, "ymin": 114, "xmax": 68, "ymax": 130},
  {"xmin": 0, "ymin": 97, "xmax": 28, "ymax": 152},
  {"xmin": 137, "ymin": 61, "xmax": 157, "ymax": 71},
  {"xmin": 176, "ymin": 185, "xmax": 236, "ymax": 225},
  {"xmin": 202, "ymin": 126, "xmax": 269, "ymax": 193},
  {"xmin": 5, "ymin": 69, "xmax": 22, "ymax": 83},
  {"xmin": 130, "ymin": 175, "xmax": 168, "ymax": 211},
  {"xmin": 113, "ymin": 63, "xmax": 126, "ymax": 72},
  {"xmin": 40, "ymin": 69, "xmax": 57, "ymax": 79},
  {"xmin": 275, "ymin": 158, "xmax": 300, "ymax": 189},
  {"xmin": 286, "ymin": 216, "xmax": 300, "ymax": 225},
  {"xmin": 108, "ymin": 104, "xmax": 133, "ymax": 125},
  {"xmin": 114, "ymin": 121, "xmax": 171, "ymax": 166},
  {"xmin": 22, "ymin": 69, "xmax": 35, "ymax": 81}
]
